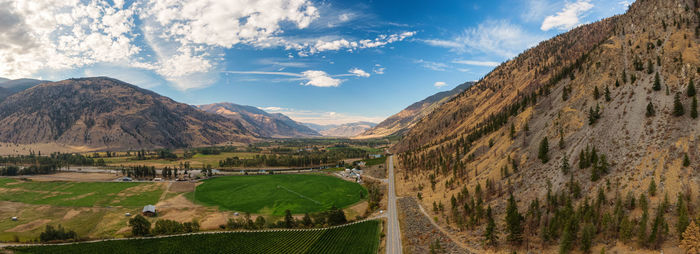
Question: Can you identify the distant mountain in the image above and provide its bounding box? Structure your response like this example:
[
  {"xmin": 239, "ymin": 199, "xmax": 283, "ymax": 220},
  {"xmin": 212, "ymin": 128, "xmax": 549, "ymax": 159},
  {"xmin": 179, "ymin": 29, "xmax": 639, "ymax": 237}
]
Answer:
[
  {"xmin": 356, "ymin": 82, "xmax": 474, "ymax": 139},
  {"xmin": 0, "ymin": 77, "xmax": 257, "ymax": 149},
  {"xmin": 304, "ymin": 122, "xmax": 377, "ymax": 137},
  {"xmin": 0, "ymin": 78, "xmax": 49, "ymax": 93},
  {"xmin": 197, "ymin": 103, "xmax": 320, "ymax": 138},
  {"xmin": 0, "ymin": 78, "xmax": 50, "ymax": 102}
]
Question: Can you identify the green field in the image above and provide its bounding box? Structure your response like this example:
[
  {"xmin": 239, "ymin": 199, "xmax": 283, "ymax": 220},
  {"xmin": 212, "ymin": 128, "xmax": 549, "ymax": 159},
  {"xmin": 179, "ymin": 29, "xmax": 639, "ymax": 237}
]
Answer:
[
  {"xmin": 362, "ymin": 156, "xmax": 386, "ymax": 166},
  {"xmin": 194, "ymin": 174, "xmax": 367, "ymax": 215},
  {"xmin": 0, "ymin": 178, "xmax": 163, "ymax": 207},
  {"xmin": 8, "ymin": 220, "xmax": 381, "ymax": 254}
]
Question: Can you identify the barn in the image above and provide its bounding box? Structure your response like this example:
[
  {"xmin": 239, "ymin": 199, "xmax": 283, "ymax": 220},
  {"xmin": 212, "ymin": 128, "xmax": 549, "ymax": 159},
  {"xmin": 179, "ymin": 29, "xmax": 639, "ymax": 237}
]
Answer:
[{"xmin": 142, "ymin": 205, "xmax": 156, "ymax": 217}]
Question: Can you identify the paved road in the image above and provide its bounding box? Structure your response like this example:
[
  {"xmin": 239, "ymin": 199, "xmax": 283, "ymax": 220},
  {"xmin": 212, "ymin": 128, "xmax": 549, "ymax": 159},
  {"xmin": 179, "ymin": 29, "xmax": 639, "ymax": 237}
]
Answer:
[{"xmin": 386, "ymin": 155, "xmax": 402, "ymax": 254}]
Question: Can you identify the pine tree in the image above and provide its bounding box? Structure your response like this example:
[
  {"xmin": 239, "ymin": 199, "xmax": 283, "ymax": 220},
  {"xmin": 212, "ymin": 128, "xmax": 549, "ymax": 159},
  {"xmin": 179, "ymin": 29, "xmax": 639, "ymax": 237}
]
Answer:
[
  {"xmin": 683, "ymin": 153, "xmax": 690, "ymax": 167},
  {"xmin": 691, "ymin": 96, "xmax": 698, "ymax": 119},
  {"xmin": 581, "ymin": 223, "xmax": 595, "ymax": 253},
  {"xmin": 506, "ymin": 193, "xmax": 524, "ymax": 244},
  {"xmin": 615, "ymin": 79, "xmax": 620, "ymax": 87},
  {"xmin": 674, "ymin": 93, "xmax": 685, "ymax": 117},
  {"xmin": 647, "ymin": 59, "xmax": 654, "ymax": 74},
  {"xmin": 646, "ymin": 102, "xmax": 656, "ymax": 117},
  {"xmin": 678, "ymin": 194, "xmax": 690, "ymax": 239},
  {"xmin": 510, "ymin": 123, "xmax": 516, "ymax": 140},
  {"xmin": 688, "ymin": 79, "xmax": 696, "ymax": 97},
  {"xmin": 648, "ymin": 178, "xmax": 657, "ymax": 197},
  {"xmin": 561, "ymin": 155, "xmax": 570, "ymax": 175},
  {"xmin": 622, "ymin": 69, "xmax": 628, "ymax": 84},
  {"xmin": 562, "ymin": 86, "xmax": 569, "ymax": 101},
  {"xmin": 605, "ymin": 85, "xmax": 611, "ymax": 101},
  {"xmin": 538, "ymin": 137, "xmax": 549, "ymax": 163},
  {"xmin": 484, "ymin": 205, "xmax": 497, "ymax": 246},
  {"xmin": 653, "ymin": 72, "xmax": 661, "ymax": 91},
  {"xmin": 648, "ymin": 204, "xmax": 667, "ymax": 249},
  {"xmin": 593, "ymin": 86, "xmax": 600, "ymax": 100}
]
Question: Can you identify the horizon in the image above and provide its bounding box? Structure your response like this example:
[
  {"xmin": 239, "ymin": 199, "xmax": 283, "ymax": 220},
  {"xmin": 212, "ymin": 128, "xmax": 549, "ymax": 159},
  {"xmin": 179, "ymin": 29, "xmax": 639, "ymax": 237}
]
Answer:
[{"xmin": 1, "ymin": 0, "xmax": 630, "ymax": 125}]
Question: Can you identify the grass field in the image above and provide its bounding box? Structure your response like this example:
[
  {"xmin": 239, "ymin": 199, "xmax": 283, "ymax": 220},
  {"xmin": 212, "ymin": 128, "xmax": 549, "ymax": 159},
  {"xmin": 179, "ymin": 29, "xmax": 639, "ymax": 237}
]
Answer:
[
  {"xmin": 7, "ymin": 220, "xmax": 381, "ymax": 254},
  {"xmin": 362, "ymin": 156, "xmax": 386, "ymax": 166},
  {"xmin": 103, "ymin": 152, "xmax": 260, "ymax": 168},
  {"xmin": 0, "ymin": 178, "xmax": 163, "ymax": 207},
  {"xmin": 193, "ymin": 174, "xmax": 367, "ymax": 216}
]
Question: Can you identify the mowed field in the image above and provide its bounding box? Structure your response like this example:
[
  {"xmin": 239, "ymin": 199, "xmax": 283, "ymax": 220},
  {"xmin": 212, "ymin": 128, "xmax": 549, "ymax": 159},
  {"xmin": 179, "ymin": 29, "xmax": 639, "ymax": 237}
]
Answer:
[
  {"xmin": 0, "ymin": 178, "xmax": 163, "ymax": 207},
  {"xmin": 0, "ymin": 178, "xmax": 165, "ymax": 242},
  {"xmin": 194, "ymin": 174, "xmax": 367, "ymax": 216},
  {"xmin": 7, "ymin": 220, "xmax": 382, "ymax": 254}
]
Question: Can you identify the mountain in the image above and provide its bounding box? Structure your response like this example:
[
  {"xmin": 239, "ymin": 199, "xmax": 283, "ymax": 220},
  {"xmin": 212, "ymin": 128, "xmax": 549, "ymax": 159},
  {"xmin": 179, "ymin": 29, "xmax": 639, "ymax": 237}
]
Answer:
[
  {"xmin": 0, "ymin": 78, "xmax": 49, "ymax": 102},
  {"xmin": 0, "ymin": 77, "xmax": 257, "ymax": 149},
  {"xmin": 197, "ymin": 102, "xmax": 320, "ymax": 138},
  {"xmin": 356, "ymin": 82, "xmax": 474, "ymax": 139},
  {"xmin": 395, "ymin": 0, "xmax": 699, "ymax": 251},
  {"xmin": 0, "ymin": 78, "xmax": 49, "ymax": 93},
  {"xmin": 305, "ymin": 122, "xmax": 377, "ymax": 137}
]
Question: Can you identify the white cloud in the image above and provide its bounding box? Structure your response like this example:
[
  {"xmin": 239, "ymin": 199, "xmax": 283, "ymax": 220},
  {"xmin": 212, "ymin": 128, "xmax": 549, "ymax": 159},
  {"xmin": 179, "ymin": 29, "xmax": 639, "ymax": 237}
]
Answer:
[
  {"xmin": 452, "ymin": 59, "xmax": 500, "ymax": 67},
  {"xmin": 541, "ymin": 0, "xmax": 594, "ymax": 31},
  {"xmin": 373, "ymin": 67, "xmax": 385, "ymax": 74},
  {"xmin": 259, "ymin": 106, "xmax": 385, "ymax": 125},
  {"xmin": 434, "ymin": 81, "xmax": 447, "ymax": 88},
  {"xmin": 348, "ymin": 68, "xmax": 370, "ymax": 78},
  {"xmin": 423, "ymin": 20, "xmax": 544, "ymax": 58},
  {"xmin": 301, "ymin": 70, "xmax": 341, "ymax": 87},
  {"xmin": 415, "ymin": 59, "xmax": 449, "ymax": 71}
]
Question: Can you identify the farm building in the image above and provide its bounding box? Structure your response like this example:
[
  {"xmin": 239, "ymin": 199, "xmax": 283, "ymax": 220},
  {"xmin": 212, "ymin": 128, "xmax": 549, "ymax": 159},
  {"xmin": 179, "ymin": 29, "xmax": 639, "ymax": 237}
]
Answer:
[{"xmin": 142, "ymin": 205, "xmax": 156, "ymax": 217}]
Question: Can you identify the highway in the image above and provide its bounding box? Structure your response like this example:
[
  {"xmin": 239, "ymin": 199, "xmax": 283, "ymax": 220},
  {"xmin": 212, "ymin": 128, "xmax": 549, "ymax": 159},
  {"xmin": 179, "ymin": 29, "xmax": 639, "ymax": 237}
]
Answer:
[{"xmin": 386, "ymin": 155, "xmax": 402, "ymax": 254}]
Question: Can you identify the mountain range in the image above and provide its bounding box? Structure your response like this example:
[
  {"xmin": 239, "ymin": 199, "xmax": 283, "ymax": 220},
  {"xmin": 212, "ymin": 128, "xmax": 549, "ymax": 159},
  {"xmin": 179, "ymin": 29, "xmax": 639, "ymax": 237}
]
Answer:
[
  {"xmin": 304, "ymin": 122, "xmax": 377, "ymax": 137},
  {"xmin": 357, "ymin": 81, "xmax": 474, "ymax": 139},
  {"xmin": 197, "ymin": 103, "xmax": 320, "ymax": 138}
]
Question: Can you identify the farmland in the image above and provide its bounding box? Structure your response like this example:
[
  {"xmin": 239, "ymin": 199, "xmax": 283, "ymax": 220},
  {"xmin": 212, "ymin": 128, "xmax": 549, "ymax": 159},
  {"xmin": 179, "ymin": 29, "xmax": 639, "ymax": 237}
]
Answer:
[
  {"xmin": 0, "ymin": 178, "xmax": 164, "ymax": 207},
  {"xmin": 7, "ymin": 220, "xmax": 382, "ymax": 254},
  {"xmin": 194, "ymin": 174, "xmax": 367, "ymax": 216}
]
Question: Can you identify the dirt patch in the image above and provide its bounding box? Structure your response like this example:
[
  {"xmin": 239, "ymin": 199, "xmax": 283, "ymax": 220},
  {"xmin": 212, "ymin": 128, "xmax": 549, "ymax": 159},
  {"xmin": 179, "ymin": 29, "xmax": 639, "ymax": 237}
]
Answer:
[
  {"xmin": 169, "ymin": 182, "xmax": 195, "ymax": 193},
  {"xmin": 63, "ymin": 192, "xmax": 95, "ymax": 201},
  {"xmin": 62, "ymin": 209, "xmax": 82, "ymax": 220},
  {"xmin": 25, "ymin": 172, "xmax": 118, "ymax": 182},
  {"xmin": 156, "ymin": 194, "xmax": 197, "ymax": 209},
  {"xmin": 6, "ymin": 219, "xmax": 51, "ymax": 232},
  {"xmin": 200, "ymin": 213, "xmax": 229, "ymax": 230},
  {"xmin": 398, "ymin": 197, "xmax": 469, "ymax": 254}
]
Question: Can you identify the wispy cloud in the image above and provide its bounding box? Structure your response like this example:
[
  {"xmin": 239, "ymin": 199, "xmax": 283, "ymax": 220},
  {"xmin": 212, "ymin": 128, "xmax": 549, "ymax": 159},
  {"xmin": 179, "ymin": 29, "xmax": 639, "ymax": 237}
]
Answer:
[
  {"xmin": 227, "ymin": 68, "xmax": 370, "ymax": 87},
  {"xmin": 434, "ymin": 81, "xmax": 447, "ymax": 88},
  {"xmin": 540, "ymin": 0, "xmax": 594, "ymax": 31},
  {"xmin": 415, "ymin": 59, "xmax": 449, "ymax": 72},
  {"xmin": 422, "ymin": 20, "xmax": 545, "ymax": 58},
  {"xmin": 452, "ymin": 59, "xmax": 500, "ymax": 67}
]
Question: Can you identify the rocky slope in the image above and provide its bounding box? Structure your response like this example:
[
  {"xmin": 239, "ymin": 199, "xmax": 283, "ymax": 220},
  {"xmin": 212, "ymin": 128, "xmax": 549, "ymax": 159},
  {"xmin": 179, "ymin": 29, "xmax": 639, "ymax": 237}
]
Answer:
[
  {"xmin": 0, "ymin": 77, "xmax": 257, "ymax": 149},
  {"xmin": 0, "ymin": 78, "xmax": 49, "ymax": 102},
  {"xmin": 197, "ymin": 102, "xmax": 320, "ymax": 138},
  {"xmin": 357, "ymin": 82, "xmax": 473, "ymax": 139},
  {"xmin": 395, "ymin": 0, "xmax": 700, "ymax": 252}
]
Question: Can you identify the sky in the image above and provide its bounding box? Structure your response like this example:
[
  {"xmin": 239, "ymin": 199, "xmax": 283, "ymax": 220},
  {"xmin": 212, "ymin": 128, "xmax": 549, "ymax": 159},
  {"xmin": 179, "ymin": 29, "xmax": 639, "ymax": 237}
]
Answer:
[{"xmin": 0, "ymin": 0, "xmax": 631, "ymax": 125}]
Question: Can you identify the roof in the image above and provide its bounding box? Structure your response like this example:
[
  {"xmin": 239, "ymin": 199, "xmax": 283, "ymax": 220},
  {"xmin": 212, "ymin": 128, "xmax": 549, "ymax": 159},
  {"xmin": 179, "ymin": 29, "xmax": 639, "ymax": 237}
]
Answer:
[{"xmin": 142, "ymin": 205, "xmax": 156, "ymax": 213}]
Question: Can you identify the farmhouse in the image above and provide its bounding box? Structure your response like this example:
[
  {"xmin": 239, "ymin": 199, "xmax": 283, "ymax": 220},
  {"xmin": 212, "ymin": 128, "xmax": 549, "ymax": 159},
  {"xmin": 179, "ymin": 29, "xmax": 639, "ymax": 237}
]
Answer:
[{"xmin": 142, "ymin": 205, "xmax": 156, "ymax": 217}]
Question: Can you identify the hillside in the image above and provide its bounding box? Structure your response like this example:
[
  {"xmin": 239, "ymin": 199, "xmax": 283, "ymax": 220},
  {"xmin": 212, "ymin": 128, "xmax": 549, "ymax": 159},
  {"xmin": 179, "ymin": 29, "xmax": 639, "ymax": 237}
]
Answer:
[
  {"xmin": 394, "ymin": 0, "xmax": 700, "ymax": 252},
  {"xmin": 0, "ymin": 77, "xmax": 257, "ymax": 150},
  {"xmin": 197, "ymin": 102, "xmax": 320, "ymax": 138},
  {"xmin": 0, "ymin": 78, "xmax": 49, "ymax": 102},
  {"xmin": 357, "ymin": 82, "xmax": 474, "ymax": 139},
  {"xmin": 305, "ymin": 122, "xmax": 377, "ymax": 137}
]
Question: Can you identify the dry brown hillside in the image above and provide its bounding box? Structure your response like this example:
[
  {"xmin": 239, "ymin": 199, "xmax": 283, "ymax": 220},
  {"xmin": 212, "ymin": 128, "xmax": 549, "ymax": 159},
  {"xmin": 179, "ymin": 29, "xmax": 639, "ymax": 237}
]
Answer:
[
  {"xmin": 0, "ymin": 77, "xmax": 257, "ymax": 150},
  {"xmin": 395, "ymin": 0, "xmax": 700, "ymax": 253}
]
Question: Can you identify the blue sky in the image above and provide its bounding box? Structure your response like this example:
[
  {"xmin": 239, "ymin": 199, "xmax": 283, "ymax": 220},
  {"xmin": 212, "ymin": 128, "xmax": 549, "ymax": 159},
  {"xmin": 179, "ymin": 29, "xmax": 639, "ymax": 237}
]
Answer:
[{"xmin": 0, "ymin": 0, "xmax": 630, "ymax": 124}]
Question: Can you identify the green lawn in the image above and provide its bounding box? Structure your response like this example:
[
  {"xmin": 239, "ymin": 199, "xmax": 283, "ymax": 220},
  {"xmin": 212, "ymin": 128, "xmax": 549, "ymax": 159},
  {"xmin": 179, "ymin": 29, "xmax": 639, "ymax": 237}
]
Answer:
[
  {"xmin": 362, "ymin": 156, "xmax": 386, "ymax": 166},
  {"xmin": 193, "ymin": 174, "xmax": 367, "ymax": 216},
  {"xmin": 0, "ymin": 178, "xmax": 163, "ymax": 207},
  {"xmin": 8, "ymin": 220, "xmax": 381, "ymax": 254}
]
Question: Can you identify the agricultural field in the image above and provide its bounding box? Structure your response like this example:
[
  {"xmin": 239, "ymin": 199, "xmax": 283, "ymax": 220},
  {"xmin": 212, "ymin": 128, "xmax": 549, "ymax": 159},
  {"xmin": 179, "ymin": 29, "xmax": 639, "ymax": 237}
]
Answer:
[
  {"xmin": 0, "ymin": 178, "xmax": 164, "ymax": 207},
  {"xmin": 193, "ymin": 174, "xmax": 367, "ymax": 216},
  {"xmin": 7, "ymin": 220, "xmax": 382, "ymax": 254}
]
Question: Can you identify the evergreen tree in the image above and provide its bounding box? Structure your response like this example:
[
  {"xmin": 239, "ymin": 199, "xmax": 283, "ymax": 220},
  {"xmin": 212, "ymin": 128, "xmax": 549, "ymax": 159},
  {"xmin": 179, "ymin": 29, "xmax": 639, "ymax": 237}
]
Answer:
[
  {"xmin": 647, "ymin": 58, "xmax": 654, "ymax": 74},
  {"xmin": 605, "ymin": 85, "xmax": 611, "ymax": 101},
  {"xmin": 505, "ymin": 193, "xmax": 524, "ymax": 244},
  {"xmin": 646, "ymin": 102, "xmax": 656, "ymax": 117},
  {"xmin": 688, "ymin": 79, "xmax": 696, "ymax": 97},
  {"xmin": 510, "ymin": 123, "xmax": 516, "ymax": 140},
  {"xmin": 648, "ymin": 178, "xmax": 657, "ymax": 196},
  {"xmin": 691, "ymin": 96, "xmax": 698, "ymax": 119},
  {"xmin": 538, "ymin": 137, "xmax": 549, "ymax": 163},
  {"xmin": 484, "ymin": 205, "xmax": 498, "ymax": 246},
  {"xmin": 622, "ymin": 70, "xmax": 628, "ymax": 84},
  {"xmin": 674, "ymin": 93, "xmax": 685, "ymax": 117},
  {"xmin": 593, "ymin": 86, "xmax": 600, "ymax": 100},
  {"xmin": 683, "ymin": 153, "xmax": 690, "ymax": 167},
  {"xmin": 648, "ymin": 204, "xmax": 668, "ymax": 249},
  {"xmin": 284, "ymin": 209, "xmax": 295, "ymax": 228},
  {"xmin": 615, "ymin": 79, "xmax": 620, "ymax": 87},
  {"xmin": 581, "ymin": 223, "xmax": 596, "ymax": 253},
  {"xmin": 561, "ymin": 155, "xmax": 570, "ymax": 175},
  {"xmin": 562, "ymin": 86, "xmax": 569, "ymax": 101},
  {"xmin": 653, "ymin": 72, "xmax": 662, "ymax": 91},
  {"xmin": 678, "ymin": 194, "xmax": 690, "ymax": 239}
]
